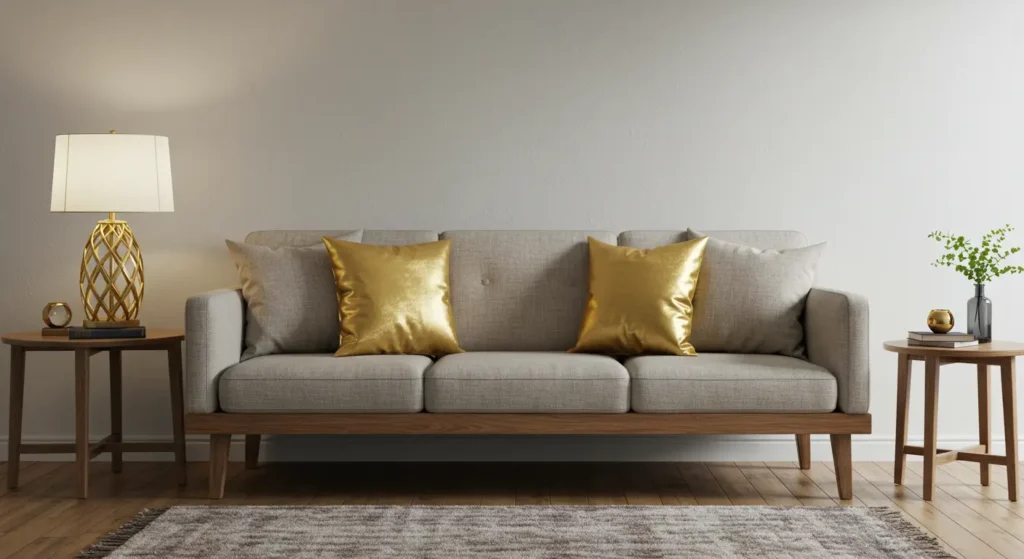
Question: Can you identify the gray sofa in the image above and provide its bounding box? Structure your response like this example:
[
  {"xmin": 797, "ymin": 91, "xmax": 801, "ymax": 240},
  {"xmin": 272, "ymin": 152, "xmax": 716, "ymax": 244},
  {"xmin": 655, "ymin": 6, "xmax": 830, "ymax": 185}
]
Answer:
[{"xmin": 185, "ymin": 230, "xmax": 870, "ymax": 498}]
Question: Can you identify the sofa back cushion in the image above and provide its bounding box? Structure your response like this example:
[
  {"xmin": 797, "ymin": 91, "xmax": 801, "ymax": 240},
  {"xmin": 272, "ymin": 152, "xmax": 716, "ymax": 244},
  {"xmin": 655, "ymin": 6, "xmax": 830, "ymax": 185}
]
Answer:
[
  {"xmin": 618, "ymin": 230, "xmax": 807, "ymax": 251},
  {"xmin": 228, "ymin": 232, "xmax": 361, "ymax": 360},
  {"xmin": 684, "ymin": 230, "xmax": 824, "ymax": 357},
  {"xmin": 619, "ymin": 229, "xmax": 818, "ymax": 357},
  {"xmin": 245, "ymin": 230, "xmax": 438, "ymax": 248},
  {"xmin": 441, "ymin": 230, "xmax": 616, "ymax": 351}
]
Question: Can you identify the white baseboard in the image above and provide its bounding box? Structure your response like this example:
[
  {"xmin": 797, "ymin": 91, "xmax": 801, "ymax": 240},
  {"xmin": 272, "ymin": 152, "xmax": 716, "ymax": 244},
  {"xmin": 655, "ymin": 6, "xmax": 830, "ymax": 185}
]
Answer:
[{"xmin": 0, "ymin": 434, "xmax": 1014, "ymax": 463}]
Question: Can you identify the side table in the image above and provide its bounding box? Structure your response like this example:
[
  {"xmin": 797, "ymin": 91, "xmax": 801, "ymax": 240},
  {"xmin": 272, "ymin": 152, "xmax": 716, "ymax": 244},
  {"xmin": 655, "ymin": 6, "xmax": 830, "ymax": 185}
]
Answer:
[
  {"xmin": 3, "ymin": 329, "xmax": 187, "ymax": 498},
  {"xmin": 883, "ymin": 340, "xmax": 1023, "ymax": 501}
]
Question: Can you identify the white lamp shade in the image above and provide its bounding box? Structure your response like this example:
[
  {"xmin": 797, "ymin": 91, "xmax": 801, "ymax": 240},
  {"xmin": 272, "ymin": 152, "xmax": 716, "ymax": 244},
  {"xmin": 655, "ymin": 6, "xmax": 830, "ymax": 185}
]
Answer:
[{"xmin": 51, "ymin": 134, "xmax": 174, "ymax": 213}]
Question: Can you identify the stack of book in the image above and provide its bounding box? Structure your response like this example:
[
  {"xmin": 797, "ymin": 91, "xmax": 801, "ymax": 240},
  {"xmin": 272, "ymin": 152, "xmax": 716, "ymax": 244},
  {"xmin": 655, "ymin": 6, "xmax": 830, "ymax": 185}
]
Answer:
[
  {"xmin": 907, "ymin": 331, "xmax": 977, "ymax": 348},
  {"xmin": 68, "ymin": 326, "xmax": 146, "ymax": 340}
]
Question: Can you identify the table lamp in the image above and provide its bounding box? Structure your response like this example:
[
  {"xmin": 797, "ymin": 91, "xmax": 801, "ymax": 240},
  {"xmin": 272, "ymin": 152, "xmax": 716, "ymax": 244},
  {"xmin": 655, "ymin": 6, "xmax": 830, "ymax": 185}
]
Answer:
[{"xmin": 50, "ymin": 132, "xmax": 174, "ymax": 328}]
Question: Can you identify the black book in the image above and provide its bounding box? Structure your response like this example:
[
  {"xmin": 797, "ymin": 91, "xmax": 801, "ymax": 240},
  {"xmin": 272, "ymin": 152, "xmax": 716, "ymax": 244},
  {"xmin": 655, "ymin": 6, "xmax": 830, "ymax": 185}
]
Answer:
[{"xmin": 68, "ymin": 326, "xmax": 147, "ymax": 340}]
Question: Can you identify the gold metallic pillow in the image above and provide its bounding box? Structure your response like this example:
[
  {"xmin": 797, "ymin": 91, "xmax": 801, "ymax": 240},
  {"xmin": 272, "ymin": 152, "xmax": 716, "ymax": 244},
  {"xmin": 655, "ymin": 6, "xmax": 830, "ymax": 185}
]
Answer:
[
  {"xmin": 322, "ymin": 237, "xmax": 463, "ymax": 356},
  {"xmin": 570, "ymin": 236, "xmax": 709, "ymax": 356}
]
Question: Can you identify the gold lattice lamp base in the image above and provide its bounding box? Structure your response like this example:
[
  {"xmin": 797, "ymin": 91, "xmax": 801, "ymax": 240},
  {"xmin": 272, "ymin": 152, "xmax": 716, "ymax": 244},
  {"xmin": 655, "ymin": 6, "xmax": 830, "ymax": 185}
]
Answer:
[{"xmin": 80, "ymin": 213, "xmax": 144, "ymax": 328}]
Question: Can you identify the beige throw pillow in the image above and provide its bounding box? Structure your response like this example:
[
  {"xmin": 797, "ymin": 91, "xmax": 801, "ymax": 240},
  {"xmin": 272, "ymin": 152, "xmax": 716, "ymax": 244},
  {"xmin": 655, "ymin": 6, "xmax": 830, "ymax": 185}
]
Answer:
[
  {"xmin": 227, "ymin": 230, "xmax": 362, "ymax": 360},
  {"xmin": 685, "ymin": 229, "xmax": 824, "ymax": 357}
]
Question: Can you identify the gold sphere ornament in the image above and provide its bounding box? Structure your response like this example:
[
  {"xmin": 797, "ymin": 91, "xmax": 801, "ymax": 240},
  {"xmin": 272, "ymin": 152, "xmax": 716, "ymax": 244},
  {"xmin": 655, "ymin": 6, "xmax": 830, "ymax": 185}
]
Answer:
[
  {"xmin": 927, "ymin": 309, "xmax": 954, "ymax": 334},
  {"xmin": 42, "ymin": 302, "xmax": 73, "ymax": 328}
]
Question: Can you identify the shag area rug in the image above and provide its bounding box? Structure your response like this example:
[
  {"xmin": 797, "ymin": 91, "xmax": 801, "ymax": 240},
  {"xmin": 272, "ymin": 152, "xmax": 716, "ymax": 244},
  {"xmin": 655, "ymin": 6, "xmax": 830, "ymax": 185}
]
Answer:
[{"xmin": 78, "ymin": 506, "xmax": 952, "ymax": 558}]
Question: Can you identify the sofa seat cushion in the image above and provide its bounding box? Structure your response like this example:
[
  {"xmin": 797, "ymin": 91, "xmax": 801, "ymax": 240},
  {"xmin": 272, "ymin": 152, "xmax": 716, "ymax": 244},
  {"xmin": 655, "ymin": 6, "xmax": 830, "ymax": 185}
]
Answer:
[
  {"xmin": 218, "ymin": 354, "xmax": 430, "ymax": 413},
  {"xmin": 425, "ymin": 352, "xmax": 629, "ymax": 413},
  {"xmin": 626, "ymin": 354, "xmax": 837, "ymax": 413}
]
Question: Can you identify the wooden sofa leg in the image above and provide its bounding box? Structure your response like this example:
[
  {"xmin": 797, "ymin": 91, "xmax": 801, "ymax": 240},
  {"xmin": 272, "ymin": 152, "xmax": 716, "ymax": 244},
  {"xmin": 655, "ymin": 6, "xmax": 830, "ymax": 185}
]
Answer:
[
  {"xmin": 795, "ymin": 434, "xmax": 811, "ymax": 470},
  {"xmin": 830, "ymin": 434, "xmax": 853, "ymax": 500},
  {"xmin": 209, "ymin": 434, "xmax": 231, "ymax": 499},
  {"xmin": 245, "ymin": 434, "xmax": 261, "ymax": 469}
]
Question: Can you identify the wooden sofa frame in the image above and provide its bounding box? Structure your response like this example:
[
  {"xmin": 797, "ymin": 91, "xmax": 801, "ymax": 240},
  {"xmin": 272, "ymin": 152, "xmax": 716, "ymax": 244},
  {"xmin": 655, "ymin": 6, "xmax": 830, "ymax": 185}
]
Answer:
[{"xmin": 186, "ymin": 412, "xmax": 871, "ymax": 499}]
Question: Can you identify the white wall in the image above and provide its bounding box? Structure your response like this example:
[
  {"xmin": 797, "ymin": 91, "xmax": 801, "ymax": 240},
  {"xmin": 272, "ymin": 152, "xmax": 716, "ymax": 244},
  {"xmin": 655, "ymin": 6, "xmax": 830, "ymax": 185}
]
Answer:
[{"xmin": 1, "ymin": 0, "xmax": 1023, "ymax": 462}]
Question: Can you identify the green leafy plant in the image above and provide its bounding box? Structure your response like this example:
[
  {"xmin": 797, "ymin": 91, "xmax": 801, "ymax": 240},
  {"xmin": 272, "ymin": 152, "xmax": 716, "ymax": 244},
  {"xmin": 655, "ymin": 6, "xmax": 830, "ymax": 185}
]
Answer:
[{"xmin": 928, "ymin": 224, "xmax": 1024, "ymax": 284}]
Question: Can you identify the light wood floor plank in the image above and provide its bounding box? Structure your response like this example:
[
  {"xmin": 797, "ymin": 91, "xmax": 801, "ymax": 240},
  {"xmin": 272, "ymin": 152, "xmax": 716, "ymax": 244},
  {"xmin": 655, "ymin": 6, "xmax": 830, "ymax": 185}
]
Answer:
[
  {"xmin": 50, "ymin": 531, "xmax": 108, "ymax": 559},
  {"xmin": 737, "ymin": 462, "xmax": 802, "ymax": 506},
  {"xmin": 961, "ymin": 461, "xmax": 1024, "ymax": 494},
  {"xmin": 676, "ymin": 462, "xmax": 731, "ymax": 505},
  {"xmin": 70, "ymin": 463, "xmax": 200, "ymax": 540},
  {"xmin": 801, "ymin": 461, "xmax": 865, "ymax": 505},
  {"xmin": 623, "ymin": 463, "xmax": 668, "ymax": 505},
  {"xmin": 943, "ymin": 462, "xmax": 1024, "ymax": 519},
  {"xmin": 906, "ymin": 459, "xmax": 966, "ymax": 487},
  {"xmin": 945, "ymin": 462, "xmax": 998, "ymax": 487},
  {"xmin": 0, "ymin": 499, "xmax": 85, "ymax": 559},
  {"xmin": 855, "ymin": 462, "xmax": 1004, "ymax": 559},
  {"xmin": 822, "ymin": 463, "xmax": 946, "ymax": 536},
  {"xmin": 7, "ymin": 535, "xmax": 68, "ymax": 559},
  {"xmin": 941, "ymin": 484, "xmax": 1024, "ymax": 543},
  {"xmin": 707, "ymin": 462, "xmax": 767, "ymax": 505},
  {"xmin": 907, "ymin": 461, "xmax": 1024, "ymax": 524},
  {"xmin": 829, "ymin": 462, "xmax": 964, "ymax": 559},
  {"xmin": 0, "ymin": 462, "xmax": 62, "ymax": 499},
  {"xmin": 765, "ymin": 461, "xmax": 836, "ymax": 506},
  {"xmin": 876, "ymin": 462, "xmax": 1024, "ymax": 558},
  {"xmin": 628, "ymin": 462, "xmax": 696, "ymax": 505}
]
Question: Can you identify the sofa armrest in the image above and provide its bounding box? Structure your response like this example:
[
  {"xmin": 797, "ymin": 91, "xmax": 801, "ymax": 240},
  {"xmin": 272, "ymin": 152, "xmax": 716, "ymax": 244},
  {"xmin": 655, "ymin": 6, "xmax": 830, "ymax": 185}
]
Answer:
[
  {"xmin": 185, "ymin": 288, "xmax": 244, "ymax": 413},
  {"xmin": 805, "ymin": 288, "xmax": 870, "ymax": 414}
]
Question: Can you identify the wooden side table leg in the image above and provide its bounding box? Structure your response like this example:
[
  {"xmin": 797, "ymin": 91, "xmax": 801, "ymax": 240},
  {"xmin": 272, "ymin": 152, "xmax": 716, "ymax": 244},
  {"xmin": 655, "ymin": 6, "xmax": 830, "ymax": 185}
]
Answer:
[
  {"xmin": 6, "ymin": 347, "xmax": 26, "ymax": 490},
  {"xmin": 109, "ymin": 350, "xmax": 123, "ymax": 474},
  {"xmin": 978, "ymin": 363, "xmax": 991, "ymax": 486},
  {"xmin": 894, "ymin": 354, "xmax": 912, "ymax": 485},
  {"xmin": 75, "ymin": 349, "xmax": 91, "ymax": 499},
  {"xmin": 168, "ymin": 343, "xmax": 187, "ymax": 485},
  {"xmin": 1001, "ymin": 357, "xmax": 1018, "ymax": 502},
  {"xmin": 923, "ymin": 356, "xmax": 940, "ymax": 501}
]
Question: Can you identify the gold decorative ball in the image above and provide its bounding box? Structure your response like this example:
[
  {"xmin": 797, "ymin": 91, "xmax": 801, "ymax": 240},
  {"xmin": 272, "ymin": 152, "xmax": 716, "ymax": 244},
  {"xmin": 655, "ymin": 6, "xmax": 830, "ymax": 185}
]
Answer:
[
  {"xmin": 42, "ymin": 302, "xmax": 72, "ymax": 328},
  {"xmin": 927, "ymin": 309, "xmax": 954, "ymax": 334}
]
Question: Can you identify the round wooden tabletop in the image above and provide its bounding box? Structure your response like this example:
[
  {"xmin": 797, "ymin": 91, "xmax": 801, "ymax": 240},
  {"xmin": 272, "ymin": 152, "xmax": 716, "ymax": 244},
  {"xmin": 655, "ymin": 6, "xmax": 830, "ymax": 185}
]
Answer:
[
  {"xmin": 1, "ymin": 329, "xmax": 184, "ymax": 349},
  {"xmin": 883, "ymin": 340, "xmax": 1024, "ymax": 358}
]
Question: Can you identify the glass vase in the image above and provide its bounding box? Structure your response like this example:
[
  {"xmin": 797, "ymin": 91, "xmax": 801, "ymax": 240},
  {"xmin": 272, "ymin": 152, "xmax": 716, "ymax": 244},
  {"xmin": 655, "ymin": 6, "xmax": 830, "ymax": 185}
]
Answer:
[{"xmin": 967, "ymin": 284, "xmax": 992, "ymax": 343}]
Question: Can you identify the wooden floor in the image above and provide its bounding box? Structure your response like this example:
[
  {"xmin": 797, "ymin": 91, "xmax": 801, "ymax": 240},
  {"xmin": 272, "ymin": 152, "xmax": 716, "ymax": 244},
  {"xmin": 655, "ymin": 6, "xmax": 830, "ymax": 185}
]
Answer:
[{"xmin": 1, "ymin": 460, "xmax": 1023, "ymax": 558}]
